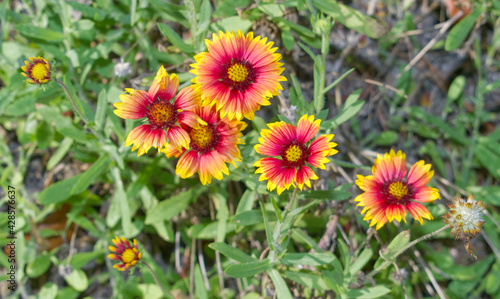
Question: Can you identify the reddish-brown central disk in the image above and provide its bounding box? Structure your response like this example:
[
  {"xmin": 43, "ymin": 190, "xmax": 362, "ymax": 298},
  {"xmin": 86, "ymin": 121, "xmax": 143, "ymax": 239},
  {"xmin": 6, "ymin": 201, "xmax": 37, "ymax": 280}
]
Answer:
[
  {"xmin": 381, "ymin": 180, "xmax": 415, "ymax": 205},
  {"xmin": 220, "ymin": 59, "xmax": 257, "ymax": 91},
  {"xmin": 280, "ymin": 142, "xmax": 309, "ymax": 168},
  {"xmin": 190, "ymin": 124, "xmax": 220, "ymax": 154},
  {"xmin": 147, "ymin": 101, "xmax": 177, "ymax": 130}
]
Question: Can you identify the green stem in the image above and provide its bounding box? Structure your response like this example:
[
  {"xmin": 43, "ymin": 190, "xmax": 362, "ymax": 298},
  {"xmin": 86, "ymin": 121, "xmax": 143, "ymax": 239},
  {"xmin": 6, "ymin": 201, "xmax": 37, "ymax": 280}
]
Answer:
[
  {"xmin": 366, "ymin": 225, "xmax": 450, "ymax": 279},
  {"xmin": 142, "ymin": 261, "xmax": 174, "ymax": 299},
  {"xmin": 54, "ymin": 78, "xmax": 87, "ymax": 123}
]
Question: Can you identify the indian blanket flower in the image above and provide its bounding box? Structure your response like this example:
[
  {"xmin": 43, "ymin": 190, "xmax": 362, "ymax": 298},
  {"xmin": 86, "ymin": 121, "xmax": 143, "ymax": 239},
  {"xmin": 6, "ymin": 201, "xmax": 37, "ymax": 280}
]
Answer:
[
  {"xmin": 21, "ymin": 56, "xmax": 52, "ymax": 84},
  {"xmin": 254, "ymin": 115, "xmax": 338, "ymax": 195},
  {"xmin": 114, "ymin": 66, "xmax": 204, "ymax": 156},
  {"xmin": 355, "ymin": 150, "xmax": 440, "ymax": 230},
  {"xmin": 162, "ymin": 105, "xmax": 247, "ymax": 185},
  {"xmin": 108, "ymin": 236, "xmax": 142, "ymax": 271},
  {"xmin": 190, "ymin": 30, "xmax": 286, "ymax": 121},
  {"xmin": 442, "ymin": 194, "xmax": 486, "ymax": 259}
]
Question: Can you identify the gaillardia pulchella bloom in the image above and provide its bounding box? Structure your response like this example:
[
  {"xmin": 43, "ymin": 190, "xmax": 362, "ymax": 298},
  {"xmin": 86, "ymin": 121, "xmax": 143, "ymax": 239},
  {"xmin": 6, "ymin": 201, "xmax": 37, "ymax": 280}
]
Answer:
[
  {"xmin": 355, "ymin": 150, "xmax": 440, "ymax": 230},
  {"xmin": 442, "ymin": 194, "xmax": 486, "ymax": 259},
  {"xmin": 163, "ymin": 105, "xmax": 247, "ymax": 185},
  {"xmin": 108, "ymin": 236, "xmax": 142, "ymax": 271},
  {"xmin": 21, "ymin": 56, "xmax": 52, "ymax": 84},
  {"xmin": 190, "ymin": 30, "xmax": 286, "ymax": 121},
  {"xmin": 114, "ymin": 66, "xmax": 204, "ymax": 156},
  {"xmin": 254, "ymin": 115, "xmax": 337, "ymax": 195}
]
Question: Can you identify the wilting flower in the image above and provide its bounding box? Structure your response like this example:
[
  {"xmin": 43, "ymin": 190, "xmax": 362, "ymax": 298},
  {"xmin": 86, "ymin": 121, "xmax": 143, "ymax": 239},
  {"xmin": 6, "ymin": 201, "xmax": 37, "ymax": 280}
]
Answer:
[
  {"xmin": 442, "ymin": 194, "xmax": 486, "ymax": 259},
  {"xmin": 355, "ymin": 150, "xmax": 440, "ymax": 230},
  {"xmin": 21, "ymin": 56, "xmax": 52, "ymax": 84},
  {"xmin": 190, "ymin": 30, "xmax": 286, "ymax": 121},
  {"xmin": 108, "ymin": 236, "xmax": 142, "ymax": 271},
  {"xmin": 254, "ymin": 115, "xmax": 337, "ymax": 195},
  {"xmin": 163, "ymin": 105, "xmax": 247, "ymax": 184},
  {"xmin": 114, "ymin": 66, "xmax": 204, "ymax": 156}
]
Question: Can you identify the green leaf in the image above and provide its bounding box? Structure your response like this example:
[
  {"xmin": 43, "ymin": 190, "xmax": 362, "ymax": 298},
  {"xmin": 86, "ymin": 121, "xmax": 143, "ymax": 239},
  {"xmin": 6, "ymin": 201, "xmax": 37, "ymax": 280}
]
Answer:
[
  {"xmin": 281, "ymin": 30, "xmax": 294, "ymax": 51},
  {"xmin": 298, "ymin": 189, "xmax": 351, "ymax": 201},
  {"xmin": 70, "ymin": 155, "xmax": 111, "ymax": 195},
  {"xmin": 281, "ymin": 252, "xmax": 336, "ymax": 266},
  {"xmin": 345, "ymin": 285, "xmax": 391, "ymax": 298},
  {"xmin": 47, "ymin": 138, "xmax": 73, "ymax": 170},
  {"xmin": 225, "ymin": 259, "xmax": 271, "ymax": 278},
  {"xmin": 232, "ymin": 210, "xmax": 277, "ymax": 226},
  {"xmin": 69, "ymin": 250, "xmax": 104, "ymax": 269},
  {"xmin": 447, "ymin": 75, "xmax": 466, "ymax": 102},
  {"xmin": 312, "ymin": 0, "xmax": 386, "ymax": 39},
  {"xmin": 36, "ymin": 121, "xmax": 55, "ymax": 150},
  {"xmin": 64, "ymin": 269, "xmax": 88, "ymax": 292},
  {"xmin": 235, "ymin": 189, "xmax": 256, "ymax": 214},
  {"xmin": 475, "ymin": 144, "xmax": 500, "ymax": 180},
  {"xmin": 194, "ymin": 264, "xmax": 208, "ymax": 299},
  {"xmin": 38, "ymin": 282, "xmax": 58, "ymax": 299},
  {"xmin": 211, "ymin": 16, "xmax": 253, "ymax": 33},
  {"xmin": 445, "ymin": 8, "xmax": 483, "ymax": 51},
  {"xmin": 323, "ymin": 89, "xmax": 364, "ymax": 130},
  {"xmin": 26, "ymin": 253, "xmax": 51, "ymax": 278},
  {"xmin": 14, "ymin": 24, "xmax": 64, "ymax": 42},
  {"xmin": 145, "ymin": 189, "xmax": 200, "ymax": 224},
  {"xmin": 209, "ymin": 242, "xmax": 256, "ymax": 263},
  {"xmin": 38, "ymin": 174, "xmax": 83, "ymax": 204},
  {"xmin": 349, "ymin": 248, "xmax": 373, "ymax": 275},
  {"xmin": 214, "ymin": 0, "xmax": 251, "ymax": 18},
  {"xmin": 95, "ymin": 89, "xmax": 107, "ymax": 130},
  {"xmin": 373, "ymin": 131, "xmax": 398, "ymax": 146},
  {"xmin": 407, "ymin": 107, "xmax": 467, "ymax": 144},
  {"xmin": 157, "ymin": 23, "xmax": 195, "ymax": 53},
  {"xmin": 252, "ymin": 115, "xmax": 267, "ymax": 133},
  {"xmin": 268, "ymin": 269, "xmax": 293, "ymax": 299},
  {"xmin": 282, "ymin": 271, "xmax": 329, "ymax": 290}
]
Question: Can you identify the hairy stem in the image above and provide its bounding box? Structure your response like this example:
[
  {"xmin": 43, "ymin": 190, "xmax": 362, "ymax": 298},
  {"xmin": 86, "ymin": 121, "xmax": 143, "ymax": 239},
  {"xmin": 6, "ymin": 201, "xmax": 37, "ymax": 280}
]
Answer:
[{"xmin": 366, "ymin": 224, "xmax": 450, "ymax": 279}]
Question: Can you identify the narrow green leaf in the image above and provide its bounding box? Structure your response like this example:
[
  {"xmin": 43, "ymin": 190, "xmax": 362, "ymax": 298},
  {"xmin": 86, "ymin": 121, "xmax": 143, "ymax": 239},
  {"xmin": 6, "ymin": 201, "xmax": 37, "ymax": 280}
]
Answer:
[
  {"xmin": 47, "ymin": 138, "xmax": 73, "ymax": 170},
  {"xmin": 70, "ymin": 155, "xmax": 111, "ymax": 195},
  {"xmin": 209, "ymin": 242, "xmax": 256, "ymax": 263},
  {"xmin": 345, "ymin": 285, "xmax": 391, "ymax": 298},
  {"xmin": 26, "ymin": 253, "xmax": 51, "ymax": 278},
  {"xmin": 282, "ymin": 271, "xmax": 329, "ymax": 290},
  {"xmin": 36, "ymin": 121, "xmax": 55, "ymax": 150},
  {"xmin": 445, "ymin": 8, "xmax": 483, "ymax": 51},
  {"xmin": 95, "ymin": 89, "xmax": 107, "ymax": 130},
  {"xmin": 145, "ymin": 188, "xmax": 202, "ymax": 224},
  {"xmin": 373, "ymin": 131, "xmax": 398, "ymax": 146},
  {"xmin": 38, "ymin": 282, "xmax": 58, "ymax": 299},
  {"xmin": 281, "ymin": 30, "xmax": 294, "ymax": 51},
  {"xmin": 385, "ymin": 230, "xmax": 410, "ymax": 259},
  {"xmin": 323, "ymin": 89, "xmax": 364, "ymax": 130},
  {"xmin": 235, "ymin": 189, "xmax": 256, "ymax": 214},
  {"xmin": 312, "ymin": 0, "xmax": 386, "ymax": 38},
  {"xmin": 39, "ymin": 174, "xmax": 83, "ymax": 204},
  {"xmin": 194, "ymin": 264, "xmax": 208, "ymax": 299},
  {"xmin": 268, "ymin": 269, "xmax": 293, "ymax": 299},
  {"xmin": 64, "ymin": 269, "xmax": 88, "ymax": 292},
  {"xmin": 349, "ymin": 248, "xmax": 373, "ymax": 275},
  {"xmin": 281, "ymin": 252, "xmax": 336, "ymax": 266},
  {"xmin": 298, "ymin": 189, "xmax": 351, "ymax": 201},
  {"xmin": 14, "ymin": 24, "xmax": 65, "ymax": 41},
  {"xmin": 225, "ymin": 259, "xmax": 271, "ymax": 278},
  {"xmin": 158, "ymin": 23, "xmax": 195, "ymax": 53},
  {"xmin": 232, "ymin": 210, "xmax": 277, "ymax": 226}
]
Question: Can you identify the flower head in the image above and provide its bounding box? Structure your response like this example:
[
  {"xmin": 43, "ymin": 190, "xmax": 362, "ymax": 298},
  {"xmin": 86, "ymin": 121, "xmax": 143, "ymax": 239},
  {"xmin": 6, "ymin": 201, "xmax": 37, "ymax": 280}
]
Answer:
[
  {"xmin": 355, "ymin": 150, "xmax": 440, "ymax": 230},
  {"xmin": 190, "ymin": 30, "xmax": 286, "ymax": 121},
  {"xmin": 108, "ymin": 236, "xmax": 142, "ymax": 271},
  {"xmin": 163, "ymin": 105, "xmax": 247, "ymax": 185},
  {"xmin": 442, "ymin": 194, "xmax": 486, "ymax": 259},
  {"xmin": 114, "ymin": 66, "xmax": 205, "ymax": 156},
  {"xmin": 21, "ymin": 57, "xmax": 52, "ymax": 84},
  {"xmin": 253, "ymin": 115, "xmax": 337, "ymax": 195}
]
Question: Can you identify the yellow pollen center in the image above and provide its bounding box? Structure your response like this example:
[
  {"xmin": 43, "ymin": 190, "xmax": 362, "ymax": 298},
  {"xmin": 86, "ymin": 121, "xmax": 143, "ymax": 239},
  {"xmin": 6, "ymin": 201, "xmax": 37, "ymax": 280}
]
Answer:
[
  {"xmin": 190, "ymin": 126, "xmax": 214, "ymax": 149},
  {"xmin": 285, "ymin": 145, "xmax": 303, "ymax": 162},
  {"xmin": 227, "ymin": 64, "xmax": 248, "ymax": 82},
  {"xmin": 31, "ymin": 63, "xmax": 49, "ymax": 82},
  {"xmin": 389, "ymin": 182, "xmax": 408, "ymax": 199},
  {"xmin": 121, "ymin": 248, "xmax": 136, "ymax": 264},
  {"xmin": 149, "ymin": 102, "xmax": 174, "ymax": 125}
]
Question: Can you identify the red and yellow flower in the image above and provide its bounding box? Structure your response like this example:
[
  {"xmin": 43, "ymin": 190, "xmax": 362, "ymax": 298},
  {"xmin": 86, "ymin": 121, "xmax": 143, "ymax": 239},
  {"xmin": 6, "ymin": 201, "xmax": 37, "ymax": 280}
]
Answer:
[
  {"xmin": 108, "ymin": 236, "xmax": 142, "ymax": 271},
  {"xmin": 254, "ymin": 115, "xmax": 337, "ymax": 195},
  {"xmin": 355, "ymin": 150, "xmax": 440, "ymax": 230},
  {"xmin": 21, "ymin": 56, "xmax": 52, "ymax": 84},
  {"xmin": 114, "ymin": 66, "xmax": 204, "ymax": 156},
  {"xmin": 190, "ymin": 30, "xmax": 286, "ymax": 121},
  {"xmin": 163, "ymin": 105, "xmax": 247, "ymax": 185}
]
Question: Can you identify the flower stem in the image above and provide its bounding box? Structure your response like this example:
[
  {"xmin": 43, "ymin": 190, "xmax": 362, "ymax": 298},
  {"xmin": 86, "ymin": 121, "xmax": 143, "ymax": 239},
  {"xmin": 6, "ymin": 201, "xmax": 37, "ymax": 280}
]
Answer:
[
  {"xmin": 366, "ymin": 224, "xmax": 450, "ymax": 279},
  {"xmin": 142, "ymin": 261, "xmax": 174, "ymax": 299},
  {"xmin": 54, "ymin": 78, "xmax": 87, "ymax": 124}
]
